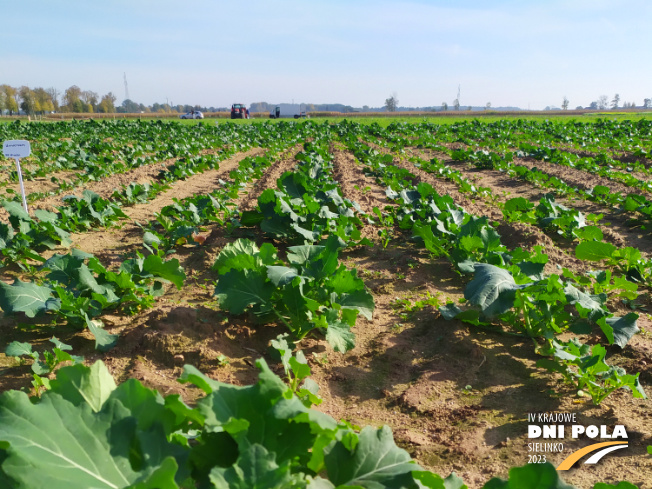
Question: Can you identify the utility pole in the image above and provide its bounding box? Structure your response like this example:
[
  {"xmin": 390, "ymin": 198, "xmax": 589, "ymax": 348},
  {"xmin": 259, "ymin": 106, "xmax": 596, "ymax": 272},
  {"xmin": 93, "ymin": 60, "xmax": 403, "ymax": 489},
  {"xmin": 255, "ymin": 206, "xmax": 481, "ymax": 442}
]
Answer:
[{"xmin": 123, "ymin": 73, "xmax": 130, "ymax": 101}]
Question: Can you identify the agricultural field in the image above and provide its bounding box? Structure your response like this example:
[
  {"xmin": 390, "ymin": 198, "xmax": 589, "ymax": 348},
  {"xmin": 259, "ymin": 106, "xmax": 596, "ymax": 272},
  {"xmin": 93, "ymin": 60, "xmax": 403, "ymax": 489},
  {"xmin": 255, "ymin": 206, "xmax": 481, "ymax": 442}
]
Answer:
[{"xmin": 0, "ymin": 116, "xmax": 651, "ymax": 488}]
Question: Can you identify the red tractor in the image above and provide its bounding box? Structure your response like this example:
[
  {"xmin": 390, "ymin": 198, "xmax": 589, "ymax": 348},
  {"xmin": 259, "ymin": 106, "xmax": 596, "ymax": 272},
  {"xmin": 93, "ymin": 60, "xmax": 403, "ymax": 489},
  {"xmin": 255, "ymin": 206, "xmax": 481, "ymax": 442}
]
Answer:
[{"xmin": 231, "ymin": 104, "xmax": 248, "ymax": 119}]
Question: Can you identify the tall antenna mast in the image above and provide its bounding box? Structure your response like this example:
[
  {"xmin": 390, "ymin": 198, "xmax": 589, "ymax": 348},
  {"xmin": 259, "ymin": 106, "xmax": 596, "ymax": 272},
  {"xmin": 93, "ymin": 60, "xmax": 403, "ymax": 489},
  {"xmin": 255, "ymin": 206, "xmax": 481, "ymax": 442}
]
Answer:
[{"xmin": 123, "ymin": 72, "xmax": 130, "ymax": 101}]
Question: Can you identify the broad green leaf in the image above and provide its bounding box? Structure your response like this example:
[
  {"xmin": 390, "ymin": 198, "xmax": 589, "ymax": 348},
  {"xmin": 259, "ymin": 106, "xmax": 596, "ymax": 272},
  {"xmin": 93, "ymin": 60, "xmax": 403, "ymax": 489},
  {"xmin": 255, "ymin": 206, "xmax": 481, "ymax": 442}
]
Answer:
[
  {"xmin": 77, "ymin": 262, "xmax": 110, "ymax": 294},
  {"xmin": 0, "ymin": 222, "xmax": 14, "ymax": 249},
  {"xmin": 574, "ymin": 225, "xmax": 603, "ymax": 242},
  {"xmin": 49, "ymin": 361, "xmax": 117, "ymax": 413},
  {"xmin": 464, "ymin": 264, "xmax": 527, "ymax": 317},
  {"xmin": 125, "ymin": 457, "xmax": 179, "ymax": 489},
  {"xmin": 337, "ymin": 289, "xmax": 374, "ymax": 320},
  {"xmin": 481, "ymin": 478, "xmax": 509, "ymax": 489},
  {"xmin": 499, "ymin": 462, "xmax": 576, "ymax": 489},
  {"xmin": 178, "ymin": 364, "xmax": 223, "ymax": 394},
  {"xmin": 439, "ymin": 303, "xmax": 462, "ymax": 320},
  {"xmin": 443, "ymin": 472, "xmax": 469, "ymax": 489},
  {"xmin": 328, "ymin": 267, "xmax": 364, "ymax": 294},
  {"xmin": 279, "ymin": 286, "xmax": 312, "ymax": 335},
  {"xmin": 85, "ymin": 315, "xmax": 119, "ymax": 352},
  {"xmin": 307, "ymin": 477, "xmax": 336, "ymax": 489},
  {"xmin": 213, "ymin": 239, "xmax": 264, "ymax": 274},
  {"xmin": 0, "ymin": 392, "xmax": 143, "ymax": 489},
  {"xmin": 503, "ymin": 197, "xmax": 533, "ymax": 214},
  {"xmin": 49, "ymin": 337, "xmax": 72, "ymax": 351},
  {"xmin": 43, "ymin": 253, "xmax": 85, "ymax": 286},
  {"xmin": 214, "ymin": 269, "xmax": 274, "ymax": 315},
  {"xmin": 0, "ymin": 279, "xmax": 59, "ymax": 317},
  {"xmin": 5, "ymin": 341, "xmax": 34, "ymax": 358},
  {"xmin": 592, "ymin": 483, "xmax": 639, "ymax": 489},
  {"xmin": 575, "ymin": 241, "xmax": 617, "ymax": 262},
  {"xmin": 325, "ymin": 320, "xmax": 356, "ymax": 353},
  {"xmin": 142, "ymin": 254, "xmax": 185, "ymax": 289},
  {"xmin": 108, "ymin": 379, "xmax": 167, "ymax": 430},
  {"xmin": 209, "ymin": 444, "xmax": 298, "ymax": 489},
  {"xmin": 564, "ymin": 284, "xmax": 605, "ymax": 320},
  {"xmin": 412, "ymin": 470, "xmax": 447, "ymax": 488},
  {"xmin": 280, "ymin": 172, "xmax": 309, "ymax": 199},
  {"xmin": 325, "ymin": 426, "xmax": 419, "ymax": 488},
  {"xmin": 602, "ymin": 313, "xmax": 639, "ymax": 348},
  {"xmin": 143, "ymin": 231, "xmax": 161, "ymax": 247},
  {"xmin": 3, "ymin": 201, "xmax": 30, "ymax": 222},
  {"xmin": 266, "ymin": 265, "xmax": 299, "ymax": 287}
]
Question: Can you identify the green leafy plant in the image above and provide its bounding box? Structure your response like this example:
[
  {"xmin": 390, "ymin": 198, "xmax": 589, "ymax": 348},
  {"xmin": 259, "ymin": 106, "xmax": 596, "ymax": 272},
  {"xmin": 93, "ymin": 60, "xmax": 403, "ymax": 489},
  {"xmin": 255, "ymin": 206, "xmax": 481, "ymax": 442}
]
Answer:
[
  {"xmin": 241, "ymin": 143, "xmax": 370, "ymax": 246},
  {"xmin": 57, "ymin": 190, "xmax": 127, "ymax": 231},
  {"xmin": 537, "ymin": 339, "xmax": 647, "ymax": 404},
  {"xmin": 0, "ymin": 200, "xmax": 71, "ymax": 268},
  {"xmin": 213, "ymin": 236, "xmax": 374, "ymax": 352},
  {"xmin": 0, "ymin": 358, "xmax": 635, "ymax": 488},
  {"xmin": 270, "ymin": 333, "xmax": 321, "ymax": 407},
  {"xmin": 5, "ymin": 337, "xmax": 84, "ymax": 394},
  {"xmin": 0, "ymin": 249, "xmax": 185, "ymax": 351}
]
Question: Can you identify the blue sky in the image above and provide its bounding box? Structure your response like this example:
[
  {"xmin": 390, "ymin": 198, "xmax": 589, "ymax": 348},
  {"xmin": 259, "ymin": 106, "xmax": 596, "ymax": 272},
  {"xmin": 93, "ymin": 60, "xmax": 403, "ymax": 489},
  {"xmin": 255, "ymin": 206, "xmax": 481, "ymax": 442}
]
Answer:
[{"xmin": 1, "ymin": 0, "xmax": 650, "ymax": 109}]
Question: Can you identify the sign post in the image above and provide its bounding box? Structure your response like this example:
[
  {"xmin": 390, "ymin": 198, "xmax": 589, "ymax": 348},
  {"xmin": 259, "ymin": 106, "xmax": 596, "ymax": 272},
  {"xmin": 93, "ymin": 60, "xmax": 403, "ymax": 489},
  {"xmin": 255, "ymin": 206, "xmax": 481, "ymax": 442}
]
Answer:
[{"xmin": 2, "ymin": 140, "xmax": 31, "ymax": 214}]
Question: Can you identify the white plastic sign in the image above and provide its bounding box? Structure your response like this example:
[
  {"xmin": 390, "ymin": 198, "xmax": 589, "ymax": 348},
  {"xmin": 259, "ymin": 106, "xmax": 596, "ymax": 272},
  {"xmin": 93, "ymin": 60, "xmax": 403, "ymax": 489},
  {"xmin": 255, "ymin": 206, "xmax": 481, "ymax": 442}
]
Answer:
[
  {"xmin": 3, "ymin": 140, "xmax": 31, "ymax": 158},
  {"xmin": 3, "ymin": 140, "xmax": 30, "ymax": 213}
]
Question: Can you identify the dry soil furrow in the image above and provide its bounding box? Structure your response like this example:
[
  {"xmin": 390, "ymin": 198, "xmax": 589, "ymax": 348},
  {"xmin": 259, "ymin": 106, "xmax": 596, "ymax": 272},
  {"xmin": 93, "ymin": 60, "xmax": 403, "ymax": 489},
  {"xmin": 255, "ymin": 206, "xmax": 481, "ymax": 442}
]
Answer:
[
  {"xmin": 237, "ymin": 144, "xmax": 304, "ymax": 213},
  {"xmin": 330, "ymin": 146, "xmax": 387, "ymax": 244},
  {"xmin": 67, "ymin": 148, "xmax": 264, "ymax": 261}
]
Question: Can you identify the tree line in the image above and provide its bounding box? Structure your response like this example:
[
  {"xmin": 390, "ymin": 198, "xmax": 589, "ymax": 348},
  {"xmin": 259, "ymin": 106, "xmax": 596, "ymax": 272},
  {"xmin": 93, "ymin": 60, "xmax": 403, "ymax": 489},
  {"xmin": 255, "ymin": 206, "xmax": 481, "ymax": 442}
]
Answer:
[
  {"xmin": 0, "ymin": 84, "xmax": 223, "ymax": 116},
  {"xmin": 0, "ymin": 84, "xmax": 119, "ymax": 115}
]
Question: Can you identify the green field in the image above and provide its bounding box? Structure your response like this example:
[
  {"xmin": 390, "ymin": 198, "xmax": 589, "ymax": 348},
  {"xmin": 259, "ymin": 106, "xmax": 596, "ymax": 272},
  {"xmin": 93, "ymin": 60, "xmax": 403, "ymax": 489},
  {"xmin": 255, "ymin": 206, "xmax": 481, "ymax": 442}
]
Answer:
[{"xmin": 0, "ymin": 117, "xmax": 650, "ymax": 488}]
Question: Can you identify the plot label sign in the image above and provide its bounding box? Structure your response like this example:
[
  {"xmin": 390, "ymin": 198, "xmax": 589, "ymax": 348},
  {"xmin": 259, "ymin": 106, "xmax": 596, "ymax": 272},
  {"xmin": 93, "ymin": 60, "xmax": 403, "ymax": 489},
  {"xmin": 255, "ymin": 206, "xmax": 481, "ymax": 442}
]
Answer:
[
  {"xmin": 3, "ymin": 140, "xmax": 31, "ymax": 158},
  {"xmin": 3, "ymin": 140, "xmax": 31, "ymax": 213}
]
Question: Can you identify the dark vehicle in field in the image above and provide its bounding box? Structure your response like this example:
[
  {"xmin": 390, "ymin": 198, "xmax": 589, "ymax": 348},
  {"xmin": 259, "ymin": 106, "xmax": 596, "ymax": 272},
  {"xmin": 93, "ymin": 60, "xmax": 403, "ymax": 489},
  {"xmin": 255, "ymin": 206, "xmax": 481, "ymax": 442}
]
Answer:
[{"xmin": 231, "ymin": 104, "xmax": 248, "ymax": 119}]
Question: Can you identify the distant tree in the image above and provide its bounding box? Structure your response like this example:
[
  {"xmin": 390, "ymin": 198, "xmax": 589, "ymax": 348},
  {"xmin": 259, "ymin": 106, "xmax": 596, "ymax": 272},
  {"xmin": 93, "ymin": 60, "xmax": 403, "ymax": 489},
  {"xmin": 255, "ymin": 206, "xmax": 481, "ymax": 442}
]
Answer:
[
  {"xmin": 98, "ymin": 92, "xmax": 116, "ymax": 113},
  {"xmin": 589, "ymin": 101, "xmax": 598, "ymax": 110},
  {"xmin": 644, "ymin": 98, "xmax": 652, "ymax": 109},
  {"xmin": 34, "ymin": 87, "xmax": 54, "ymax": 113},
  {"xmin": 46, "ymin": 87, "xmax": 60, "ymax": 111},
  {"xmin": 611, "ymin": 93, "xmax": 620, "ymax": 109},
  {"xmin": 63, "ymin": 85, "xmax": 83, "ymax": 112},
  {"xmin": 441, "ymin": 102, "xmax": 448, "ymax": 111},
  {"xmin": 597, "ymin": 95, "xmax": 608, "ymax": 110},
  {"xmin": 453, "ymin": 98, "xmax": 460, "ymax": 111},
  {"xmin": 19, "ymin": 86, "xmax": 38, "ymax": 115},
  {"xmin": 119, "ymin": 99, "xmax": 141, "ymax": 113},
  {"xmin": 562, "ymin": 96, "xmax": 569, "ymax": 110},
  {"xmin": 384, "ymin": 93, "xmax": 398, "ymax": 112},
  {"xmin": 467, "ymin": 106, "xmax": 472, "ymax": 111},
  {"xmin": 485, "ymin": 102, "xmax": 491, "ymax": 110},
  {"xmin": 576, "ymin": 106, "xmax": 583, "ymax": 110},
  {"xmin": 81, "ymin": 91, "xmax": 99, "ymax": 111},
  {"xmin": 1, "ymin": 85, "xmax": 18, "ymax": 114}
]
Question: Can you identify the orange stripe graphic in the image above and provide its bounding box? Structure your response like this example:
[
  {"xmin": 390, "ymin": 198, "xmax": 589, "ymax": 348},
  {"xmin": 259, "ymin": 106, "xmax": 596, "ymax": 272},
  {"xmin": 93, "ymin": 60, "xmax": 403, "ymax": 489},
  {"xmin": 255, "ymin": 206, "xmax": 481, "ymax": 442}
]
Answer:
[{"xmin": 557, "ymin": 441, "xmax": 628, "ymax": 470}]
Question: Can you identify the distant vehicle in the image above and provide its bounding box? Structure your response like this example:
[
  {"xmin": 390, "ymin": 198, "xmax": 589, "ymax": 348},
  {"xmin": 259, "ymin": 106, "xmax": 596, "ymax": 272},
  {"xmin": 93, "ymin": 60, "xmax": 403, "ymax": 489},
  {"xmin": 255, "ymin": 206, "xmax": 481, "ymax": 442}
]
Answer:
[
  {"xmin": 231, "ymin": 104, "xmax": 248, "ymax": 119},
  {"xmin": 179, "ymin": 110, "xmax": 204, "ymax": 119},
  {"xmin": 269, "ymin": 104, "xmax": 308, "ymax": 119}
]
